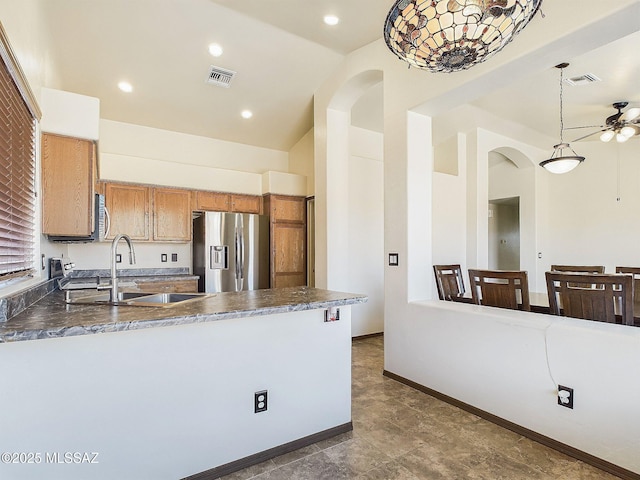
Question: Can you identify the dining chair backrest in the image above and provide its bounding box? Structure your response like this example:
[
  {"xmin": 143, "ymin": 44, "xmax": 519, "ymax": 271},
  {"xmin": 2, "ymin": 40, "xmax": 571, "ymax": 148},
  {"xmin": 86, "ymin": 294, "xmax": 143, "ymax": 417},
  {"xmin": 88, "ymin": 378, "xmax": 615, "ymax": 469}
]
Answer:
[
  {"xmin": 550, "ymin": 265, "xmax": 606, "ymax": 288},
  {"xmin": 433, "ymin": 264, "xmax": 465, "ymax": 301},
  {"xmin": 616, "ymin": 267, "xmax": 640, "ymax": 314},
  {"xmin": 550, "ymin": 265, "xmax": 605, "ymax": 274},
  {"xmin": 545, "ymin": 272, "xmax": 634, "ymax": 325},
  {"xmin": 468, "ymin": 269, "xmax": 530, "ymax": 311}
]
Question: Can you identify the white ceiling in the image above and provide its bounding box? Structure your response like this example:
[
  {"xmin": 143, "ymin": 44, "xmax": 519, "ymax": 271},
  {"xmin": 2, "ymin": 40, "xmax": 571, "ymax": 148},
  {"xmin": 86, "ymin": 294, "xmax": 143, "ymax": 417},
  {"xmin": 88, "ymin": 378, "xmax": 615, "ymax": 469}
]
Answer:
[
  {"xmin": 469, "ymin": 30, "xmax": 640, "ymax": 145},
  {"xmin": 40, "ymin": 0, "xmax": 640, "ymax": 152}
]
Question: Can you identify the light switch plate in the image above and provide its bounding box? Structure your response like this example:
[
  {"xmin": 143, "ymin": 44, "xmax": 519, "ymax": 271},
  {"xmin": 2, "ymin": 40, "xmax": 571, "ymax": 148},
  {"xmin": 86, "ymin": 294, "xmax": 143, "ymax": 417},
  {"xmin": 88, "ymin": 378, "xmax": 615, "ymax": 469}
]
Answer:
[{"xmin": 389, "ymin": 253, "xmax": 399, "ymax": 266}]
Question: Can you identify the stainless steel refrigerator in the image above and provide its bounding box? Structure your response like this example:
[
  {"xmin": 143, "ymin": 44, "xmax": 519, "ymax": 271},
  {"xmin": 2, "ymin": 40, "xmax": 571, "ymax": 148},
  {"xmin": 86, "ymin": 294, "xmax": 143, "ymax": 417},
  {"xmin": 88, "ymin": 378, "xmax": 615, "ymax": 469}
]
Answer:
[{"xmin": 193, "ymin": 212, "xmax": 270, "ymax": 293}]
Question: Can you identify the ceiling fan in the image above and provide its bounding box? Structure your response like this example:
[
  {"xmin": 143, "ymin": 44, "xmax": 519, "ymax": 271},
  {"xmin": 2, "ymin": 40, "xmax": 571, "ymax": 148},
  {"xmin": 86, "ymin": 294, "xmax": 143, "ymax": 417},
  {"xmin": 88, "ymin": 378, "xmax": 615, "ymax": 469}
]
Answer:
[{"xmin": 569, "ymin": 102, "xmax": 640, "ymax": 143}]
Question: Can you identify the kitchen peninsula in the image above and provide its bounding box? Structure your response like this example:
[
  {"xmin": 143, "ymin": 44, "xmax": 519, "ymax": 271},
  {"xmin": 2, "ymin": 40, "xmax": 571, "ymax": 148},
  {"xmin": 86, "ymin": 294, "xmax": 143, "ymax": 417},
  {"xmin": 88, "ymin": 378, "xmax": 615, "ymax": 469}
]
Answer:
[{"xmin": 0, "ymin": 287, "xmax": 366, "ymax": 480}]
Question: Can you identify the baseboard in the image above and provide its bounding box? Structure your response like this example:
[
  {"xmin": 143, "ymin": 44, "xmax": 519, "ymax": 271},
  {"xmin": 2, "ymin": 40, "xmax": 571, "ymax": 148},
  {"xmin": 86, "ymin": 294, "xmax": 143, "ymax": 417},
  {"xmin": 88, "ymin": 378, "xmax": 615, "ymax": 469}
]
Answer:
[
  {"xmin": 383, "ymin": 370, "xmax": 639, "ymax": 480},
  {"xmin": 352, "ymin": 332, "xmax": 383, "ymax": 341},
  {"xmin": 182, "ymin": 422, "xmax": 353, "ymax": 480}
]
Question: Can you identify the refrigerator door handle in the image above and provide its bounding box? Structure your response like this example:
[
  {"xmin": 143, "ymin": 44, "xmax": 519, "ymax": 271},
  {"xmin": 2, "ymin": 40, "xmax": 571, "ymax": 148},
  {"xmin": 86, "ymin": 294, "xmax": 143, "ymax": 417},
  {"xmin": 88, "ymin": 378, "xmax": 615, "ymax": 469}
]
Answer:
[{"xmin": 235, "ymin": 228, "xmax": 244, "ymax": 291}]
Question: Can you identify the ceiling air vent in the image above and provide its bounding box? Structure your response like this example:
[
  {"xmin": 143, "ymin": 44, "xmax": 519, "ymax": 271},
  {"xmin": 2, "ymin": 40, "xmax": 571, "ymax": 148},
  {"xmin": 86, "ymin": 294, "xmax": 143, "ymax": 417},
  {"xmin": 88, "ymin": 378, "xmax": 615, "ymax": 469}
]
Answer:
[
  {"xmin": 206, "ymin": 65, "xmax": 236, "ymax": 88},
  {"xmin": 565, "ymin": 73, "xmax": 601, "ymax": 86}
]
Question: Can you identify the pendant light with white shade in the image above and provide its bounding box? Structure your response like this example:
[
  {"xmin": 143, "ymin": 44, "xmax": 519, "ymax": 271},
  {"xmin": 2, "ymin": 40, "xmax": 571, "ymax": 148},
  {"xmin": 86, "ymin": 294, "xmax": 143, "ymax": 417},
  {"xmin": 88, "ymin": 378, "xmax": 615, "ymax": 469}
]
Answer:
[{"xmin": 539, "ymin": 63, "xmax": 585, "ymax": 174}]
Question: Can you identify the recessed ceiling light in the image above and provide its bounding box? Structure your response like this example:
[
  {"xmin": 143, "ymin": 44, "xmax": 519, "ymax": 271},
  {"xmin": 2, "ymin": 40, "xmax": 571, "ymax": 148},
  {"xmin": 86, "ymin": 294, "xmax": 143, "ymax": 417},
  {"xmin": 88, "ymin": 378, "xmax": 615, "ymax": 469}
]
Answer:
[
  {"xmin": 118, "ymin": 81, "xmax": 133, "ymax": 93},
  {"xmin": 241, "ymin": 110, "xmax": 253, "ymax": 119},
  {"xmin": 323, "ymin": 15, "xmax": 339, "ymax": 26},
  {"xmin": 208, "ymin": 43, "xmax": 223, "ymax": 57}
]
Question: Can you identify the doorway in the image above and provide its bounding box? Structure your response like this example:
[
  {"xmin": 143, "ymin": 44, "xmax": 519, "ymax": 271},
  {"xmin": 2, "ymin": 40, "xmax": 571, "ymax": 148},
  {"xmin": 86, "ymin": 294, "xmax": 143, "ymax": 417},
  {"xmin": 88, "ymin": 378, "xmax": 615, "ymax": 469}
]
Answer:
[{"xmin": 488, "ymin": 197, "xmax": 520, "ymax": 270}]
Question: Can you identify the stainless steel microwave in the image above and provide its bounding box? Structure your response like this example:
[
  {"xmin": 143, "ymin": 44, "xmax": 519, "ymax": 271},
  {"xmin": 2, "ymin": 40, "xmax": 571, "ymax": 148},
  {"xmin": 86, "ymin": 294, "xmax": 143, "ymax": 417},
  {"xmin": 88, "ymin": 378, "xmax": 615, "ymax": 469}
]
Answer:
[{"xmin": 48, "ymin": 193, "xmax": 108, "ymax": 243}]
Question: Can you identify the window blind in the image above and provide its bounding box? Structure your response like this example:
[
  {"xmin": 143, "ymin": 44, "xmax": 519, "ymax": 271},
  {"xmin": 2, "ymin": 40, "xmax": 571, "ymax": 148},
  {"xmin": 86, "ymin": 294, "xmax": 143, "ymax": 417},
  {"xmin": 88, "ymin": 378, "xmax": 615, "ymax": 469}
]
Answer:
[{"xmin": 0, "ymin": 42, "xmax": 36, "ymax": 280}]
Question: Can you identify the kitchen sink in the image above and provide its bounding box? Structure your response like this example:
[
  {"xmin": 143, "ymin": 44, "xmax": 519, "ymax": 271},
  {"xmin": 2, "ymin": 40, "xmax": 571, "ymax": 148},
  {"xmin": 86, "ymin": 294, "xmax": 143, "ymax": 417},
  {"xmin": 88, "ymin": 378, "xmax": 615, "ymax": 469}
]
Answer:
[
  {"xmin": 124, "ymin": 293, "xmax": 210, "ymax": 305},
  {"xmin": 67, "ymin": 291, "xmax": 212, "ymax": 307}
]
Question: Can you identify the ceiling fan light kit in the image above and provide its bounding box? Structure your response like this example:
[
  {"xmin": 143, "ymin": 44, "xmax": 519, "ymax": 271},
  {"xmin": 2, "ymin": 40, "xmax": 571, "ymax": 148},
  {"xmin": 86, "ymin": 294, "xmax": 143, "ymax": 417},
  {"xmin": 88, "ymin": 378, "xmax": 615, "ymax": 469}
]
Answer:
[
  {"xmin": 599, "ymin": 130, "xmax": 615, "ymax": 143},
  {"xmin": 383, "ymin": 0, "xmax": 542, "ymax": 73},
  {"xmin": 574, "ymin": 101, "xmax": 640, "ymax": 143}
]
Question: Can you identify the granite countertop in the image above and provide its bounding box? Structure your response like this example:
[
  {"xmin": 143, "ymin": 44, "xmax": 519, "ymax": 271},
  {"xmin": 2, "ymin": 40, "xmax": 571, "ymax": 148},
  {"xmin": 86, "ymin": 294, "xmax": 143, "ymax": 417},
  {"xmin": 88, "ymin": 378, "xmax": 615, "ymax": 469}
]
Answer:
[{"xmin": 0, "ymin": 287, "xmax": 367, "ymax": 343}]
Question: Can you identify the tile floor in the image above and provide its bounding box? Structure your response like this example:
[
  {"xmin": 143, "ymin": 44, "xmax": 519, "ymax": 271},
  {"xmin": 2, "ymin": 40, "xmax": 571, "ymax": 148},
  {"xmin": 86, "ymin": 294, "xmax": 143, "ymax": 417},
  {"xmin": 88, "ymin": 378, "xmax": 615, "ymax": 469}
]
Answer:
[{"xmin": 220, "ymin": 335, "xmax": 619, "ymax": 479}]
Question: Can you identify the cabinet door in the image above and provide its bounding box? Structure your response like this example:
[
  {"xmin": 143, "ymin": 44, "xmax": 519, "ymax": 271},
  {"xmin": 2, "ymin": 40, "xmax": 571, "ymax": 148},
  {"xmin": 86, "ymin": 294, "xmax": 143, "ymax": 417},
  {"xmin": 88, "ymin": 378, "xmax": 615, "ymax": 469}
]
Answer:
[
  {"xmin": 269, "ymin": 195, "xmax": 305, "ymax": 223},
  {"xmin": 230, "ymin": 194, "xmax": 261, "ymax": 214},
  {"xmin": 195, "ymin": 191, "xmax": 230, "ymax": 211},
  {"xmin": 41, "ymin": 134, "xmax": 95, "ymax": 236},
  {"xmin": 105, "ymin": 183, "xmax": 150, "ymax": 240},
  {"xmin": 153, "ymin": 187, "xmax": 191, "ymax": 242},
  {"xmin": 272, "ymin": 224, "xmax": 306, "ymax": 287}
]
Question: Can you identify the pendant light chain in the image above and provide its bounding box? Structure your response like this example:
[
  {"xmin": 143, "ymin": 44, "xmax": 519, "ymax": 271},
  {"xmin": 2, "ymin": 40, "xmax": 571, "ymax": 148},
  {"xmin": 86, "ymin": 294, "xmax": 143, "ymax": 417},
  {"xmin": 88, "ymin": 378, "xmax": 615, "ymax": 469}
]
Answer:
[{"xmin": 559, "ymin": 67, "xmax": 564, "ymax": 144}]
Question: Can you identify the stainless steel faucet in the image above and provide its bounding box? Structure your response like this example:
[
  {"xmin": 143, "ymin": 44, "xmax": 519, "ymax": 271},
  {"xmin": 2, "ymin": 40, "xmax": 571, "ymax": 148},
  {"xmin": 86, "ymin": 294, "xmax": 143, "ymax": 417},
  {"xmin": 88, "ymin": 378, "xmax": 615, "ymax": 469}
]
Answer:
[{"xmin": 110, "ymin": 234, "xmax": 136, "ymax": 303}]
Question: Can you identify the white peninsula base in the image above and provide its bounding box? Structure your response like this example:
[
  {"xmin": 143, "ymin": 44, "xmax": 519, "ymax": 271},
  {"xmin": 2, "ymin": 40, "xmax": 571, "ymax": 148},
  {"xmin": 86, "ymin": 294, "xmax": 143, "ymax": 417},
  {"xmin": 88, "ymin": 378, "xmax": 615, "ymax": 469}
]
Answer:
[{"xmin": 0, "ymin": 307, "xmax": 353, "ymax": 479}]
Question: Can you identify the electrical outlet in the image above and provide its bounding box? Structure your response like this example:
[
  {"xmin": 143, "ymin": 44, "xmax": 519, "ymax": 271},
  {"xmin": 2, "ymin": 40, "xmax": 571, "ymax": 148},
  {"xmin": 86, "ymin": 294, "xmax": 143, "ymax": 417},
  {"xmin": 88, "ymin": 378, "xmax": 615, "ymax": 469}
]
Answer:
[
  {"xmin": 161, "ymin": 254, "xmax": 168, "ymax": 262},
  {"xmin": 558, "ymin": 385, "xmax": 574, "ymax": 409},
  {"xmin": 116, "ymin": 254, "xmax": 122, "ymax": 263},
  {"xmin": 254, "ymin": 390, "xmax": 268, "ymax": 413},
  {"xmin": 171, "ymin": 253, "xmax": 178, "ymax": 262},
  {"xmin": 324, "ymin": 307, "xmax": 340, "ymax": 322}
]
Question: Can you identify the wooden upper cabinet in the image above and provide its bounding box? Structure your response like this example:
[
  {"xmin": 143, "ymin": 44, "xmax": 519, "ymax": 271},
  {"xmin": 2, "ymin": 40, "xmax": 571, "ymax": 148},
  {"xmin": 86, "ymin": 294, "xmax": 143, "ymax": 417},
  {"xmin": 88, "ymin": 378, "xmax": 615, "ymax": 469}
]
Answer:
[
  {"xmin": 195, "ymin": 191, "xmax": 230, "ymax": 211},
  {"xmin": 153, "ymin": 187, "xmax": 191, "ymax": 242},
  {"xmin": 104, "ymin": 183, "xmax": 150, "ymax": 241},
  {"xmin": 41, "ymin": 133, "xmax": 95, "ymax": 236},
  {"xmin": 268, "ymin": 195, "xmax": 305, "ymax": 223},
  {"xmin": 230, "ymin": 194, "xmax": 261, "ymax": 214}
]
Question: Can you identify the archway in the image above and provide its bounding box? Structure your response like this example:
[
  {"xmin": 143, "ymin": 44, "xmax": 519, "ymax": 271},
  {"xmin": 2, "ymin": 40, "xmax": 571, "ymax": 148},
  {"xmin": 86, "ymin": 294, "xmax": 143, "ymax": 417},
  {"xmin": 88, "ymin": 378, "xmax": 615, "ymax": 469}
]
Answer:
[{"xmin": 315, "ymin": 69, "xmax": 384, "ymax": 336}]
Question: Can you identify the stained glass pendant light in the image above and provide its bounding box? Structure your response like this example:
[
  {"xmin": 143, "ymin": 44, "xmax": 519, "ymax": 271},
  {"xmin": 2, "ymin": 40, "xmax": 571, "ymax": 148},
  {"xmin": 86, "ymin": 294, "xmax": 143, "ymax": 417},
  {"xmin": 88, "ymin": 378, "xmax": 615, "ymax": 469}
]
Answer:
[
  {"xmin": 384, "ymin": 0, "xmax": 542, "ymax": 73},
  {"xmin": 539, "ymin": 63, "xmax": 585, "ymax": 175}
]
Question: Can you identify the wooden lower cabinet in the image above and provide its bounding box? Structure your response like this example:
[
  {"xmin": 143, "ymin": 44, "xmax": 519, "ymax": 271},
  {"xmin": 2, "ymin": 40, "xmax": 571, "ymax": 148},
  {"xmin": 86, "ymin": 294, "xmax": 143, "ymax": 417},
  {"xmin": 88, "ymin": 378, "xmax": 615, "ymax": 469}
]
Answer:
[{"xmin": 126, "ymin": 278, "xmax": 198, "ymax": 293}]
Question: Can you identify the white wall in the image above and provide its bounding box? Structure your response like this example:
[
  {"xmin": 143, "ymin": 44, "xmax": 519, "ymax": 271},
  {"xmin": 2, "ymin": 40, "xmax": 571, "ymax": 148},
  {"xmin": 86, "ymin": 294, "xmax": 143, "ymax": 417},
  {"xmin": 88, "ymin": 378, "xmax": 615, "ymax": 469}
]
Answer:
[
  {"xmin": 40, "ymin": 88, "xmax": 99, "ymax": 140},
  {"xmin": 0, "ymin": 0, "xmax": 60, "ymax": 95},
  {"xmin": 469, "ymin": 129, "xmax": 543, "ymax": 287},
  {"xmin": 489, "ymin": 153, "xmax": 534, "ymax": 275},
  {"xmin": 432, "ymin": 134, "xmax": 468, "ymax": 297},
  {"xmin": 289, "ymin": 128, "xmax": 315, "ymax": 196},
  {"xmin": 0, "ymin": 307, "xmax": 352, "ymax": 480},
  {"xmin": 543, "ymin": 140, "xmax": 640, "ymax": 273},
  {"xmin": 67, "ymin": 242, "xmax": 192, "ymax": 271},
  {"xmin": 101, "ymin": 119, "xmax": 288, "ymax": 174},
  {"xmin": 99, "ymin": 119, "xmax": 290, "ymax": 194},
  {"xmin": 348, "ymin": 126, "xmax": 384, "ymax": 336},
  {"xmin": 397, "ymin": 301, "xmax": 640, "ymax": 474}
]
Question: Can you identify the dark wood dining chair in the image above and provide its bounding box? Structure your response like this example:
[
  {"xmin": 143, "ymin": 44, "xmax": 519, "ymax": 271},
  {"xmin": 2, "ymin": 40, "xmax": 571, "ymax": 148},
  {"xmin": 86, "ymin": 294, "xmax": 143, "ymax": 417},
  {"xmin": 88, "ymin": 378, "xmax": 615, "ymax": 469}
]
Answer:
[
  {"xmin": 468, "ymin": 269, "xmax": 530, "ymax": 311},
  {"xmin": 545, "ymin": 272, "xmax": 634, "ymax": 326},
  {"xmin": 433, "ymin": 264, "xmax": 465, "ymax": 301}
]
